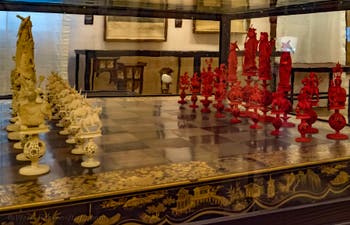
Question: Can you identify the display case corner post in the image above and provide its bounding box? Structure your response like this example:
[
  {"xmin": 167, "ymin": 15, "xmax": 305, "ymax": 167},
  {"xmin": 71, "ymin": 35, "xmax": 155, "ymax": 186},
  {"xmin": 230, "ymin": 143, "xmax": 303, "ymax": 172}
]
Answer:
[{"xmin": 219, "ymin": 15, "xmax": 231, "ymax": 65}]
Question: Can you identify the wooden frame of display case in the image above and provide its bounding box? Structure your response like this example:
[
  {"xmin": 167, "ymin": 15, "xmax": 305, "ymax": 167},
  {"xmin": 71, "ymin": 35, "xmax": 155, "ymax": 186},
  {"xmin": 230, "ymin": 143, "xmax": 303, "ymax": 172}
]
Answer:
[
  {"xmin": 104, "ymin": 16, "xmax": 167, "ymax": 41},
  {"xmin": 2, "ymin": 1, "xmax": 350, "ymax": 225}
]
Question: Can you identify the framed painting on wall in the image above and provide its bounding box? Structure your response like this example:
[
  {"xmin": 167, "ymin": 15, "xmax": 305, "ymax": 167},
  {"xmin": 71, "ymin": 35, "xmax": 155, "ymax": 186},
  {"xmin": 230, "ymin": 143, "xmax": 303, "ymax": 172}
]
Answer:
[
  {"xmin": 194, "ymin": 0, "xmax": 248, "ymax": 33},
  {"xmin": 193, "ymin": 19, "xmax": 248, "ymax": 33},
  {"xmin": 105, "ymin": 16, "xmax": 167, "ymax": 41}
]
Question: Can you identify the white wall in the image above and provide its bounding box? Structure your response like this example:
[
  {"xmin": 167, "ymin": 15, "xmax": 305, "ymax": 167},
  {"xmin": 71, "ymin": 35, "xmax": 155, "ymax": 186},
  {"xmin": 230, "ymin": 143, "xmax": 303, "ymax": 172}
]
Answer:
[
  {"xmin": 277, "ymin": 11, "xmax": 346, "ymax": 64},
  {"xmin": 0, "ymin": 11, "xmax": 68, "ymax": 95}
]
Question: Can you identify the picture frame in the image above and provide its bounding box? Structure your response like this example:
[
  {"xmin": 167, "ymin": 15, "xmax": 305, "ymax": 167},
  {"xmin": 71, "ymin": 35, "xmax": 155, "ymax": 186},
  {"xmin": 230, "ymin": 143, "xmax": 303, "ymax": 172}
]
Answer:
[
  {"xmin": 105, "ymin": 16, "xmax": 167, "ymax": 41},
  {"xmin": 194, "ymin": 0, "xmax": 248, "ymax": 33},
  {"xmin": 193, "ymin": 19, "xmax": 248, "ymax": 33}
]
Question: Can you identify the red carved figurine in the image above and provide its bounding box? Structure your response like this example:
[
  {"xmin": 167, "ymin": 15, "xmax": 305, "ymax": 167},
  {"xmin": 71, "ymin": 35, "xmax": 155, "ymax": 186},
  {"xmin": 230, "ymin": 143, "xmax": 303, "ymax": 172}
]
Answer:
[
  {"xmin": 327, "ymin": 63, "xmax": 348, "ymax": 140},
  {"xmin": 249, "ymin": 82, "xmax": 263, "ymax": 129},
  {"xmin": 270, "ymin": 88, "xmax": 289, "ymax": 136},
  {"xmin": 228, "ymin": 41, "xmax": 239, "ymax": 83},
  {"xmin": 200, "ymin": 59, "xmax": 214, "ymax": 113},
  {"xmin": 278, "ymin": 41, "xmax": 293, "ymax": 92},
  {"xmin": 213, "ymin": 64, "xmax": 227, "ymax": 118},
  {"xmin": 258, "ymin": 32, "xmax": 274, "ymax": 80},
  {"xmin": 190, "ymin": 72, "xmax": 201, "ymax": 109},
  {"xmin": 178, "ymin": 72, "xmax": 190, "ymax": 107},
  {"xmin": 227, "ymin": 80, "xmax": 242, "ymax": 124},
  {"xmin": 243, "ymin": 27, "xmax": 258, "ymax": 76}
]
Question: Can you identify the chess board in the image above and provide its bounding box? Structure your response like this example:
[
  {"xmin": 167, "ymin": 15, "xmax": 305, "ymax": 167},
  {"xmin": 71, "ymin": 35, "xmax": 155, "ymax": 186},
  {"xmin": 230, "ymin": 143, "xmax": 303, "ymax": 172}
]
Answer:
[{"xmin": 1, "ymin": 96, "xmax": 350, "ymax": 224}]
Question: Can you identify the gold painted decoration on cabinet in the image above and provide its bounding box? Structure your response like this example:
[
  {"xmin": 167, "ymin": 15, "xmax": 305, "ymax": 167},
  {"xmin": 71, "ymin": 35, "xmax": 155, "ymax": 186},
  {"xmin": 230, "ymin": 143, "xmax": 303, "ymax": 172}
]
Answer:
[{"xmin": 2, "ymin": 161, "xmax": 350, "ymax": 224}]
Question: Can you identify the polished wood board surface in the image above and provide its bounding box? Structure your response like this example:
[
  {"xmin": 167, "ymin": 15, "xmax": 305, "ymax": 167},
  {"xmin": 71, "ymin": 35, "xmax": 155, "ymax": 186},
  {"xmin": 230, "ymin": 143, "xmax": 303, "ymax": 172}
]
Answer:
[{"xmin": 0, "ymin": 96, "xmax": 349, "ymax": 212}]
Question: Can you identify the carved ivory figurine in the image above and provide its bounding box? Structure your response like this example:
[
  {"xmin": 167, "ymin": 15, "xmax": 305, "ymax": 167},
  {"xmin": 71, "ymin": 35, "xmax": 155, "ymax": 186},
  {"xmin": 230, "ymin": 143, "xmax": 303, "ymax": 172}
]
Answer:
[{"xmin": 18, "ymin": 90, "xmax": 51, "ymax": 130}]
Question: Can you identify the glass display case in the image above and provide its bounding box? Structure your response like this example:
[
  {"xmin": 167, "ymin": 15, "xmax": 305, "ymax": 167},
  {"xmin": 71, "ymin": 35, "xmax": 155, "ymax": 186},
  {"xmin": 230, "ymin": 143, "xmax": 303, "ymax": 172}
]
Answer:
[{"xmin": 1, "ymin": 1, "xmax": 350, "ymax": 225}]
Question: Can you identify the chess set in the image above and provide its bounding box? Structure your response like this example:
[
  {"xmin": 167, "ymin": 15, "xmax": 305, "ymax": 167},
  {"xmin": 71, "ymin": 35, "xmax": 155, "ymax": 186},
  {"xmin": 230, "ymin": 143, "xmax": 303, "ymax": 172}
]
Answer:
[{"xmin": 177, "ymin": 26, "xmax": 348, "ymax": 143}]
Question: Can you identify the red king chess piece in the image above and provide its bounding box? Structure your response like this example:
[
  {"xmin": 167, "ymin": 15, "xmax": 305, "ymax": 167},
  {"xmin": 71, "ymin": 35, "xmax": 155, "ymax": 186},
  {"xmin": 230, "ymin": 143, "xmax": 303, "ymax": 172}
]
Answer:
[
  {"xmin": 228, "ymin": 41, "xmax": 239, "ymax": 83},
  {"xmin": 200, "ymin": 59, "xmax": 214, "ymax": 113},
  {"xmin": 327, "ymin": 63, "xmax": 348, "ymax": 140},
  {"xmin": 243, "ymin": 27, "xmax": 259, "ymax": 76},
  {"xmin": 214, "ymin": 64, "xmax": 227, "ymax": 118},
  {"xmin": 227, "ymin": 80, "xmax": 242, "ymax": 124},
  {"xmin": 178, "ymin": 72, "xmax": 190, "ymax": 108},
  {"xmin": 270, "ymin": 88, "xmax": 289, "ymax": 136},
  {"xmin": 278, "ymin": 40, "xmax": 295, "ymax": 127},
  {"xmin": 242, "ymin": 27, "xmax": 258, "ymax": 117},
  {"xmin": 258, "ymin": 32, "xmax": 274, "ymax": 122},
  {"xmin": 190, "ymin": 72, "xmax": 201, "ymax": 109}
]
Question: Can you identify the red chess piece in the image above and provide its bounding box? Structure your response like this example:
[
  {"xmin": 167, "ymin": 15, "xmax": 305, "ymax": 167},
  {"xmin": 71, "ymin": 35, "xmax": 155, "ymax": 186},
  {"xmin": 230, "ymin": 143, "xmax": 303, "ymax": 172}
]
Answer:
[
  {"xmin": 278, "ymin": 50, "xmax": 292, "ymax": 92},
  {"xmin": 295, "ymin": 92, "xmax": 312, "ymax": 142},
  {"xmin": 227, "ymin": 80, "xmax": 242, "ymax": 124},
  {"xmin": 178, "ymin": 72, "xmax": 190, "ymax": 107},
  {"xmin": 259, "ymin": 85, "xmax": 273, "ymax": 123},
  {"xmin": 327, "ymin": 63, "xmax": 348, "ymax": 140},
  {"xmin": 327, "ymin": 110, "xmax": 348, "ymax": 140},
  {"xmin": 258, "ymin": 32, "xmax": 274, "ymax": 81},
  {"xmin": 249, "ymin": 83, "xmax": 263, "ymax": 129},
  {"xmin": 280, "ymin": 90, "xmax": 295, "ymax": 128},
  {"xmin": 277, "ymin": 40, "xmax": 295, "ymax": 127},
  {"xmin": 241, "ymin": 27, "xmax": 258, "ymax": 117},
  {"xmin": 296, "ymin": 114, "xmax": 312, "ymax": 143},
  {"xmin": 190, "ymin": 72, "xmax": 201, "ymax": 109},
  {"xmin": 243, "ymin": 27, "xmax": 258, "ymax": 76},
  {"xmin": 214, "ymin": 65, "xmax": 227, "ymax": 118},
  {"xmin": 301, "ymin": 72, "xmax": 320, "ymax": 134},
  {"xmin": 228, "ymin": 41, "xmax": 239, "ymax": 83},
  {"xmin": 200, "ymin": 59, "xmax": 214, "ymax": 113},
  {"xmin": 258, "ymin": 32, "xmax": 275, "ymax": 122},
  {"xmin": 270, "ymin": 89, "xmax": 286, "ymax": 136}
]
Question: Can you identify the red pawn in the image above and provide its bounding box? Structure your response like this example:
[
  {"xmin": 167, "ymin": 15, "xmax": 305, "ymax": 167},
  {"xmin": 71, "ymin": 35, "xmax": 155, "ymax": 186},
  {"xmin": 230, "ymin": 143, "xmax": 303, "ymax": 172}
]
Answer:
[
  {"xmin": 178, "ymin": 72, "xmax": 190, "ymax": 107},
  {"xmin": 190, "ymin": 72, "xmax": 201, "ymax": 109},
  {"xmin": 295, "ymin": 91, "xmax": 312, "ymax": 143},
  {"xmin": 227, "ymin": 80, "xmax": 242, "ymax": 124},
  {"xmin": 270, "ymin": 89, "xmax": 288, "ymax": 136},
  {"xmin": 248, "ymin": 83, "xmax": 263, "ymax": 129}
]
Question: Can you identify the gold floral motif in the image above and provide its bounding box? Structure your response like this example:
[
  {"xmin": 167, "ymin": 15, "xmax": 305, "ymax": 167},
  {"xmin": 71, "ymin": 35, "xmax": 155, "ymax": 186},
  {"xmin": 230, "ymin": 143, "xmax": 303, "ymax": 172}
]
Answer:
[
  {"xmin": 90, "ymin": 213, "xmax": 121, "ymax": 225},
  {"xmin": 305, "ymin": 169, "xmax": 322, "ymax": 191},
  {"xmin": 321, "ymin": 165, "xmax": 341, "ymax": 175},
  {"xmin": 28, "ymin": 211, "xmax": 60, "ymax": 225},
  {"xmin": 73, "ymin": 214, "xmax": 93, "ymax": 224},
  {"xmin": 278, "ymin": 173, "xmax": 297, "ymax": 193},
  {"xmin": 330, "ymin": 171, "xmax": 350, "ymax": 186},
  {"xmin": 123, "ymin": 192, "xmax": 166, "ymax": 208},
  {"xmin": 100, "ymin": 199, "xmax": 126, "ymax": 209},
  {"xmin": 267, "ymin": 177, "xmax": 275, "ymax": 198},
  {"xmin": 244, "ymin": 183, "xmax": 264, "ymax": 198}
]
